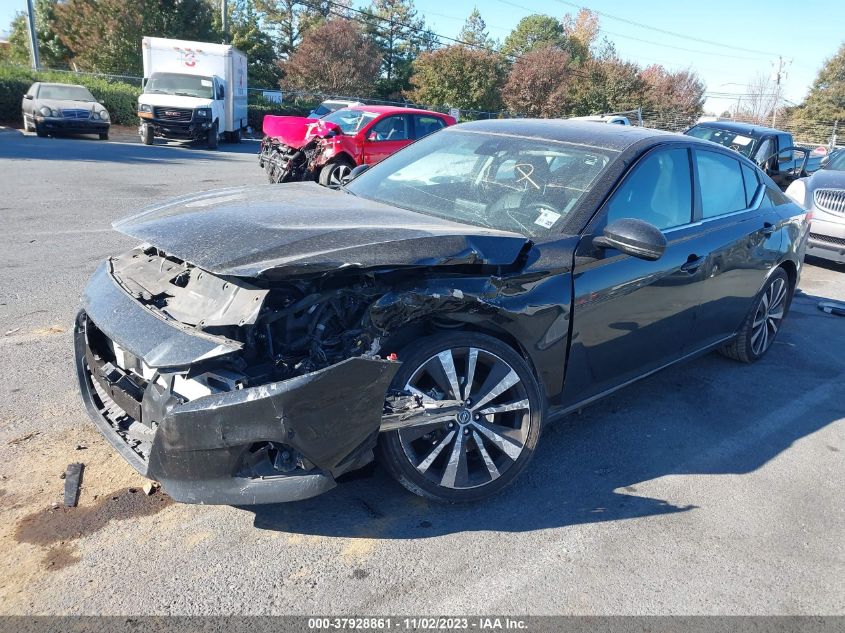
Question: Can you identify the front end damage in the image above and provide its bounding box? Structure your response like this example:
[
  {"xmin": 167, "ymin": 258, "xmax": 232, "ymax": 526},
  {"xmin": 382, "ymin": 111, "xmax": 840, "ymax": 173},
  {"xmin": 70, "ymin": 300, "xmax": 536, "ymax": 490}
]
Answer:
[
  {"xmin": 258, "ymin": 116, "xmax": 342, "ymax": 184},
  {"xmin": 74, "ymin": 249, "xmax": 401, "ymax": 504}
]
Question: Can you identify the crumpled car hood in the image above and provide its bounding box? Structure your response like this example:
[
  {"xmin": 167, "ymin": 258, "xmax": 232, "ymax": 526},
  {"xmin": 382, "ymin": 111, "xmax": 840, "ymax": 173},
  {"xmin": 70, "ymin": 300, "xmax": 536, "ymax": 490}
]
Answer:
[
  {"xmin": 262, "ymin": 115, "xmax": 342, "ymax": 148},
  {"xmin": 112, "ymin": 182, "xmax": 530, "ymax": 277}
]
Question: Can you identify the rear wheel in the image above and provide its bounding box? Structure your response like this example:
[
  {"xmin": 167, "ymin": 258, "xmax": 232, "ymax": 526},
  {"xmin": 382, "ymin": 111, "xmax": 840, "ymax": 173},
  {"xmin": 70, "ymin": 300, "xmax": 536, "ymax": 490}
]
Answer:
[
  {"xmin": 319, "ymin": 159, "xmax": 354, "ymax": 189},
  {"xmin": 719, "ymin": 267, "xmax": 791, "ymax": 363},
  {"xmin": 378, "ymin": 332, "xmax": 543, "ymax": 503},
  {"xmin": 141, "ymin": 124, "xmax": 154, "ymax": 145}
]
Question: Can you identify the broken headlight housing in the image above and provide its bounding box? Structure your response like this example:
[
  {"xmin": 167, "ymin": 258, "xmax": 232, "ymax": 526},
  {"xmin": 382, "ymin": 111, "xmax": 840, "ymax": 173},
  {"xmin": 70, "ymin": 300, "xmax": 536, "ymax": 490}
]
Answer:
[{"xmin": 195, "ymin": 107, "xmax": 211, "ymax": 119}]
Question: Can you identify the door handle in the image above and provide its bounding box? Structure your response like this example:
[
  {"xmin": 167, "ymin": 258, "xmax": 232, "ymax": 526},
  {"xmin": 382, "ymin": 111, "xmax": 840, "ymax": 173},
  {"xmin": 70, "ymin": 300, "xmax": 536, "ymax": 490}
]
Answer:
[
  {"xmin": 680, "ymin": 254, "xmax": 705, "ymax": 273},
  {"xmin": 762, "ymin": 222, "xmax": 775, "ymax": 237}
]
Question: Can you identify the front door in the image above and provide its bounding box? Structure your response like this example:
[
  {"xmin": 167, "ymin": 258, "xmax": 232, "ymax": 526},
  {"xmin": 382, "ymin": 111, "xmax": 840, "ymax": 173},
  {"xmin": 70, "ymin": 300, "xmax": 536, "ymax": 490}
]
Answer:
[
  {"xmin": 362, "ymin": 115, "xmax": 412, "ymax": 164},
  {"xmin": 562, "ymin": 145, "xmax": 709, "ymax": 406}
]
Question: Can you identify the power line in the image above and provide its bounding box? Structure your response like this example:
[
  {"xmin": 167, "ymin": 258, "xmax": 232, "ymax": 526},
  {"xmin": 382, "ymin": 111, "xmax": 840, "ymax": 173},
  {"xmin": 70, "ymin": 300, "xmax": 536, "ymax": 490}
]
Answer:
[{"xmin": 552, "ymin": 0, "xmax": 777, "ymax": 58}]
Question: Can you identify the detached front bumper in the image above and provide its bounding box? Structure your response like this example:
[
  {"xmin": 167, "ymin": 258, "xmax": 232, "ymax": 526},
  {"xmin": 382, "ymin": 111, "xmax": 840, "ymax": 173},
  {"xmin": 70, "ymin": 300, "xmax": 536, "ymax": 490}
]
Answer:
[{"xmin": 74, "ymin": 265, "xmax": 399, "ymax": 505}]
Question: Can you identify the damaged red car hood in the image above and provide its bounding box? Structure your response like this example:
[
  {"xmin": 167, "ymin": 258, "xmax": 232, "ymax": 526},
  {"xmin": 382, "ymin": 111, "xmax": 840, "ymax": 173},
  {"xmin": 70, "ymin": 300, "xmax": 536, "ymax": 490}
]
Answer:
[
  {"xmin": 112, "ymin": 183, "xmax": 531, "ymax": 277},
  {"xmin": 262, "ymin": 115, "xmax": 342, "ymax": 148}
]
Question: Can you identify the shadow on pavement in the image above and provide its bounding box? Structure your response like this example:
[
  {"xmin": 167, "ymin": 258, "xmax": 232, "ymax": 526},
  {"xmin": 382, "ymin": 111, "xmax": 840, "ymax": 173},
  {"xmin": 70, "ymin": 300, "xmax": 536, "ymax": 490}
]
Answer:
[
  {"xmin": 247, "ymin": 284, "xmax": 845, "ymax": 539},
  {"xmin": 0, "ymin": 128, "xmax": 259, "ymax": 163}
]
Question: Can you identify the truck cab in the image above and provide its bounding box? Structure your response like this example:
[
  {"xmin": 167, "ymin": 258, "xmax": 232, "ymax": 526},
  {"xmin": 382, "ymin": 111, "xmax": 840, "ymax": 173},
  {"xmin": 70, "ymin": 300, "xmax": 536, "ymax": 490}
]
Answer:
[
  {"xmin": 138, "ymin": 37, "xmax": 248, "ymax": 150},
  {"xmin": 685, "ymin": 120, "xmax": 817, "ymax": 189}
]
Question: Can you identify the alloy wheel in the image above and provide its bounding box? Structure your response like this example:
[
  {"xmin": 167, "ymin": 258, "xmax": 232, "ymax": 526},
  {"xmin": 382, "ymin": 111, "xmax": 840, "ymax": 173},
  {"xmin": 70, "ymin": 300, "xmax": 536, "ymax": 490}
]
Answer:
[
  {"xmin": 328, "ymin": 164, "xmax": 352, "ymax": 188},
  {"xmin": 751, "ymin": 276, "xmax": 787, "ymax": 356},
  {"xmin": 398, "ymin": 347, "xmax": 531, "ymax": 490}
]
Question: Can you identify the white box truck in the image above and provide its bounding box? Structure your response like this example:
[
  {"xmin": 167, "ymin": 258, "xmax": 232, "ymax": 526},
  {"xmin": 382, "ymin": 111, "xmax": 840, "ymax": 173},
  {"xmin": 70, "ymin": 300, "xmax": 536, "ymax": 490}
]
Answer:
[{"xmin": 138, "ymin": 37, "xmax": 248, "ymax": 149}]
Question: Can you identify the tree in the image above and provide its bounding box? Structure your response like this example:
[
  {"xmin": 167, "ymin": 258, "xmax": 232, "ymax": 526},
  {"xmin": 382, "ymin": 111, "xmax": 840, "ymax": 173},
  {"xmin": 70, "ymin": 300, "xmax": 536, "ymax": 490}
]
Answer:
[
  {"xmin": 733, "ymin": 72, "xmax": 779, "ymax": 125},
  {"xmin": 223, "ymin": 0, "xmax": 282, "ymax": 87},
  {"xmin": 407, "ymin": 45, "xmax": 506, "ymax": 112},
  {"xmin": 561, "ymin": 8, "xmax": 598, "ymax": 62},
  {"xmin": 458, "ymin": 7, "xmax": 495, "ymax": 50},
  {"xmin": 640, "ymin": 64, "xmax": 706, "ymax": 130},
  {"xmin": 501, "ymin": 14, "xmax": 566, "ymax": 58},
  {"xmin": 363, "ymin": 0, "xmax": 430, "ymax": 98},
  {"xmin": 502, "ymin": 45, "xmax": 572, "ymax": 117},
  {"xmin": 281, "ymin": 19, "xmax": 381, "ymax": 97},
  {"xmin": 794, "ymin": 42, "xmax": 845, "ymax": 122},
  {"xmin": 6, "ymin": 0, "xmax": 72, "ymax": 68},
  {"xmin": 255, "ymin": 0, "xmax": 352, "ymax": 58},
  {"xmin": 54, "ymin": 0, "xmax": 217, "ymax": 75},
  {"xmin": 567, "ymin": 57, "xmax": 646, "ymax": 117}
]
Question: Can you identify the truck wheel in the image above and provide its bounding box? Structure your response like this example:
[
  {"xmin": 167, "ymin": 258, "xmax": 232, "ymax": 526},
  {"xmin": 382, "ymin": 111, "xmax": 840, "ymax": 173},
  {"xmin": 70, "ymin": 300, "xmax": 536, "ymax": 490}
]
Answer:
[
  {"xmin": 141, "ymin": 124, "xmax": 154, "ymax": 145},
  {"xmin": 229, "ymin": 128, "xmax": 241, "ymax": 143},
  {"xmin": 207, "ymin": 122, "xmax": 219, "ymax": 150},
  {"xmin": 319, "ymin": 159, "xmax": 355, "ymax": 189}
]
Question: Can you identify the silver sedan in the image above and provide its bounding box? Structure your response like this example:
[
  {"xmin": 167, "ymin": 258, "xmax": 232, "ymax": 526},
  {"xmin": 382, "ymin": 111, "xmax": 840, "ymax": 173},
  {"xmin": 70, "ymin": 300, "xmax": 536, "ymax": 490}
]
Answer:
[{"xmin": 21, "ymin": 82, "xmax": 111, "ymax": 140}]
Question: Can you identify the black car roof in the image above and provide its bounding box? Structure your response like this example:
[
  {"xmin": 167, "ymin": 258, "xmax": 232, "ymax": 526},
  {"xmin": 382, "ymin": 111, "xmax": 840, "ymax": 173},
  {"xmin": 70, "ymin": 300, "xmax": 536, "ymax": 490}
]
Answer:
[
  {"xmin": 689, "ymin": 120, "xmax": 786, "ymax": 136},
  {"xmin": 452, "ymin": 119, "xmax": 678, "ymax": 152}
]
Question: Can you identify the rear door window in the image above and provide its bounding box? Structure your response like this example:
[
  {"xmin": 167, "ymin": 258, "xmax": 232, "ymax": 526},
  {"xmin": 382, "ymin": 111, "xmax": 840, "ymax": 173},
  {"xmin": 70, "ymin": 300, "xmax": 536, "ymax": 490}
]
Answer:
[
  {"xmin": 695, "ymin": 150, "xmax": 748, "ymax": 218},
  {"xmin": 413, "ymin": 115, "xmax": 446, "ymax": 140}
]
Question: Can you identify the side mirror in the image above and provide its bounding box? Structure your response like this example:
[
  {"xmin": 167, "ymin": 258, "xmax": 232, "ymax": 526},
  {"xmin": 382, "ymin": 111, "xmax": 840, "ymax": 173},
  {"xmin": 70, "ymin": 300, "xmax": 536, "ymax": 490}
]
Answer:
[
  {"xmin": 24, "ymin": 94, "xmax": 33, "ymax": 100},
  {"xmin": 367, "ymin": 131, "xmax": 379, "ymax": 142},
  {"xmin": 345, "ymin": 164, "xmax": 369, "ymax": 183},
  {"xmin": 593, "ymin": 218, "xmax": 667, "ymax": 261},
  {"xmin": 218, "ymin": 86, "xmax": 225, "ymax": 100}
]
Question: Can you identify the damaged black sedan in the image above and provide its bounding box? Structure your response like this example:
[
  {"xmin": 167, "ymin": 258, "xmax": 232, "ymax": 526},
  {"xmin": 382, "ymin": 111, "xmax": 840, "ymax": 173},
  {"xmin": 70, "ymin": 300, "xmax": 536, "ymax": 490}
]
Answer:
[{"xmin": 75, "ymin": 120, "xmax": 809, "ymax": 505}]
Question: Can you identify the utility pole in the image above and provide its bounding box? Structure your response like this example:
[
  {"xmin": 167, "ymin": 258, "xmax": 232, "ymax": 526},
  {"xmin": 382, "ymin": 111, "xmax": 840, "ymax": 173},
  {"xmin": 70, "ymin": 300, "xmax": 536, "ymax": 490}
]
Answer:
[
  {"xmin": 25, "ymin": 0, "xmax": 40, "ymax": 70},
  {"xmin": 221, "ymin": 0, "xmax": 229, "ymax": 44},
  {"xmin": 771, "ymin": 56, "xmax": 791, "ymax": 128}
]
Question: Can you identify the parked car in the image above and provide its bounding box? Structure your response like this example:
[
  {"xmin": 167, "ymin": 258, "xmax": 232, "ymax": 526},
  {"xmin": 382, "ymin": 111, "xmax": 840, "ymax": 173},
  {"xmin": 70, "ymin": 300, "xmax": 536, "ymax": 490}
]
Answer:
[
  {"xmin": 571, "ymin": 114, "xmax": 631, "ymax": 125},
  {"xmin": 307, "ymin": 99, "xmax": 364, "ymax": 118},
  {"xmin": 259, "ymin": 105, "xmax": 456, "ymax": 187},
  {"xmin": 684, "ymin": 120, "xmax": 822, "ymax": 190},
  {"xmin": 75, "ymin": 120, "xmax": 808, "ymax": 505},
  {"xmin": 786, "ymin": 149, "xmax": 845, "ymax": 264},
  {"xmin": 21, "ymin": 82, "xmax": 110, "ymax": 139}
]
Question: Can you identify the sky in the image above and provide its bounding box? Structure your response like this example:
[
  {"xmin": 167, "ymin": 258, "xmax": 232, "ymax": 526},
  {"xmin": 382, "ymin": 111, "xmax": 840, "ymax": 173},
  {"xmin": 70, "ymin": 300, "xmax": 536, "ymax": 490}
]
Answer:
[{"xmin": 1, "ymin": 0, "xmax": 843, "ymax": 115}]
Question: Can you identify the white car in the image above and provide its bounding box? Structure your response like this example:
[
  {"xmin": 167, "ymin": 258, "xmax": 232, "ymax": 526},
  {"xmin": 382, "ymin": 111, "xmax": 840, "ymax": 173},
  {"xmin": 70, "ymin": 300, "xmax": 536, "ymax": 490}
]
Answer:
[
  {"xmin": 308, "ymin": 99, "xmax": 364, "ymax": 119},
  {"xmin": 570, "ymin": 114, "xmax": 631, "ymax": 126}
]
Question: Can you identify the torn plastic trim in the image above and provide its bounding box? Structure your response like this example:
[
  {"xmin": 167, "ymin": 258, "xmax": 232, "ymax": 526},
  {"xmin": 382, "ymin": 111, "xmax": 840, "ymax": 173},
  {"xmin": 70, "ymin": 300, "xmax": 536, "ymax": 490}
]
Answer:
[{"xmin": 82, "ymin": 261, "xmax": 241, "ymax": 368}]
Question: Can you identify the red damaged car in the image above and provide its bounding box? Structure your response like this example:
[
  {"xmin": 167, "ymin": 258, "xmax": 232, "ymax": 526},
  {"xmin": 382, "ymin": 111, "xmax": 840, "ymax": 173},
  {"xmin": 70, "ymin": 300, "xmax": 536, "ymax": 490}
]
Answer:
[{"xmin": 259, "ymin": 105, "xmax": 455, "ymax": 187}]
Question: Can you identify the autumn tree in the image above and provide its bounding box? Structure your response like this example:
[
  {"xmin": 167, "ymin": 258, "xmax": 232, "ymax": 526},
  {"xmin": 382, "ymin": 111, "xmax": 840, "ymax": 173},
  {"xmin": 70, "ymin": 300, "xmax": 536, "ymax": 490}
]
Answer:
[
  {"xmin": 54, "ymin": 0, "xmax": 216, "ymax": 75},
  {"xmin": 281, "ymin": 19, "xmax": 381, "ymax": 97},
  {"xmin": 458, "ymin": 7, "xmax": 496, "ymax": 49},
  {"xmin": 640, "ymin": 64, "xmax": 706, "ymax": 130},
  {"xmin": 502, "ymin": 45, "xmax": 572, "ymax": 117},
  {"xmin": 561, "ymin": 8, "xmax": 599, "ymax": 62},
  {"xmin": 408, "ymin": 45, "xmax": 506, "ymax": 112},
  {"xmin": 567, "ymin": 57, "xmax": 646, "ymax": 117},
  {"xmin": 221, "ymin": 0, "xmax": 282, "ymax": 87},
  {"xmin": 255, "ymin": 0, "xmax": 352, "ymax": 58},
  {"xmin": 501, "ymin": 14, "xmax": 566, "ymax": 58},
  {"xmin": 794, "ymin": 42, "xmax": 845, "ymax": 122}
]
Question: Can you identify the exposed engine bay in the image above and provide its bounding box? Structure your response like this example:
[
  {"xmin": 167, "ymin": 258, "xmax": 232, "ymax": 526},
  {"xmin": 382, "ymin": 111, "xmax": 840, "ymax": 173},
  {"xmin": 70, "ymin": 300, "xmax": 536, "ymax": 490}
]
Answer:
[{"xmin": 259, "ymin": 135, "xmax": 327, "ymax": 184}]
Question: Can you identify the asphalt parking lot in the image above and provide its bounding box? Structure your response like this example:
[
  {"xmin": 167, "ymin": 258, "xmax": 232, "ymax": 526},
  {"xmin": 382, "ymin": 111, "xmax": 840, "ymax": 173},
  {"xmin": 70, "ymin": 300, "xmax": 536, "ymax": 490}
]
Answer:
[{"xmin": 0, "ymin": 128, "xmax": 843, "ymax": 615}]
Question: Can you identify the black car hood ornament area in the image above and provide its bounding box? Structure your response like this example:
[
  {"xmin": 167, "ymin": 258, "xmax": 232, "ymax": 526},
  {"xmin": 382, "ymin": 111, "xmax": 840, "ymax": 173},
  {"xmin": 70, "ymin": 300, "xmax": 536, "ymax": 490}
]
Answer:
[{"xmin": 112, "ymin": 182, "xmax": 531, "ymax": 277}]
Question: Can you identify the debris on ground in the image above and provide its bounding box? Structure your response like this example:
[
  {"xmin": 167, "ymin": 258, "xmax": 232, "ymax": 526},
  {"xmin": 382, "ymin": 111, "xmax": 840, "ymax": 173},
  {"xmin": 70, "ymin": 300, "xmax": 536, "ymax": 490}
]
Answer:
[
  {"xmin": 7, "ymin": 431, "xmax": 40, "ymax": 446},
  {"xmin": 63, "ymin": 463, "xmax": 84, "ymax": 508},
  {"xmin": 818, "ymin": 300, "xmax": 845, "ymax": 316},
  {"xmin": 75, "ymin": 443, "xmax": 87, "ymax": 450},
  {"xmin": 4, "ymin": 327, "xmax": 20, "ymax": 336},
  {"xmin": 143, "ymin": 481, "xmax": 160, "ymax": 496}
]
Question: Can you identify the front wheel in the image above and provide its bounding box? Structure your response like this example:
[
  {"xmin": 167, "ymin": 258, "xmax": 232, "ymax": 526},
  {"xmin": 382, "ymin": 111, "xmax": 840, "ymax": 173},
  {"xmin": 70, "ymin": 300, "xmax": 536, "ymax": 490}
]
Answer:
[
  {"xmin": 378, "ymin": 332, "xmax": 544, "ymax": 503},
  {"xmin": 99, "ymin": 132, "xmax": 109, "ymax": 141},
  {"xmin": 141, "ymin": 124, "xmax": 154, "ymax": 145},
  {"xmin": 207, "ymin": 121, "xmax": 219, "ymax": 150},
  {"xmin": 719, "ymin": 267, "xmax": 792, "ymax": 363},
  {"xmin": 319, "ymin": 160, "xmax": 354, "ymax": 189}
]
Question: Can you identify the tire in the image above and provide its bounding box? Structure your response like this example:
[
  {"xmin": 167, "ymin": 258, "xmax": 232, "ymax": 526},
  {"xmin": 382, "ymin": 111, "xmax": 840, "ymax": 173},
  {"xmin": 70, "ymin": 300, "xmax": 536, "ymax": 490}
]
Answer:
[
  {"xmin": 99, "ymin": 132, "xmax": 109, "ymax": 141},
  {"xmin": 35, "ymin": 124, "xmax": 47, "ymax": 138},
  {"xmin": 22, "ymin": 113, "xmax": 32, "ymax": 132},
  {"xmin": 207, "ymin": 121, "xmax": 219, "ymax": 150},
  {"xmin": 378, "ymin": 332, "xmax": 544, "ymax": 503},
  {"xmin": 230, "ymin": 127, "xmax": 241, "ymax": 143},
  {"xmin": 141, "ymin": 124, "xmax": 154, "ymax": 145},
  {"xmin": 719, "ymin": 267, "xmax": 792, "ymax": 363},
  {"xmin": 319, "ymin": 159, "xmax": 354, "ymax": 189}
]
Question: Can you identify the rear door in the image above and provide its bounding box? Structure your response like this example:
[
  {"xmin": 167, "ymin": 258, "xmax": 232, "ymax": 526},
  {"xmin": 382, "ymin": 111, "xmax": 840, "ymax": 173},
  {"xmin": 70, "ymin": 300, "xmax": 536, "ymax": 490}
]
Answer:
[
  {"xmin": 690, "ymin": 149, "xmax": 783, "ymax": 347},
  {"xmin": 362, "ymin": 115, "xmax": 412, "ymax": 164},
  {"xmin": 411, "ymin": 114, "xmax": 448, "ymax": 141},
  {"xmin": 563, "ymin": 145, "xmax": 709, "ymax": 405}
]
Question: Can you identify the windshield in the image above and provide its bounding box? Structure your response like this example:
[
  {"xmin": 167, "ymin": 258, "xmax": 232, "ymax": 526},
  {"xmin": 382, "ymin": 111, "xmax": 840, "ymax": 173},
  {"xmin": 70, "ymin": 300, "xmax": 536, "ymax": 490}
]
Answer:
[
  {"xmin": 321, "ymin": 108, "xmax": 380, "ymax": 134},
  {"xmin": 346, "ymin": 129, "xmax": 613, "ymax": 237},
  {"xmin": 145, "ymin": 73, "xmax": 213, "ymax": 99},
  {"xmin": 38, "ymin": 84, "xmax": 95, "ymax": 101},
  {"xmin": 686, "ymin": 125, "xmax": 758, "ymax": 158},
  {"xmin": 826, "ymin": 151, "xmax": 845, "ymax": 171}
]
